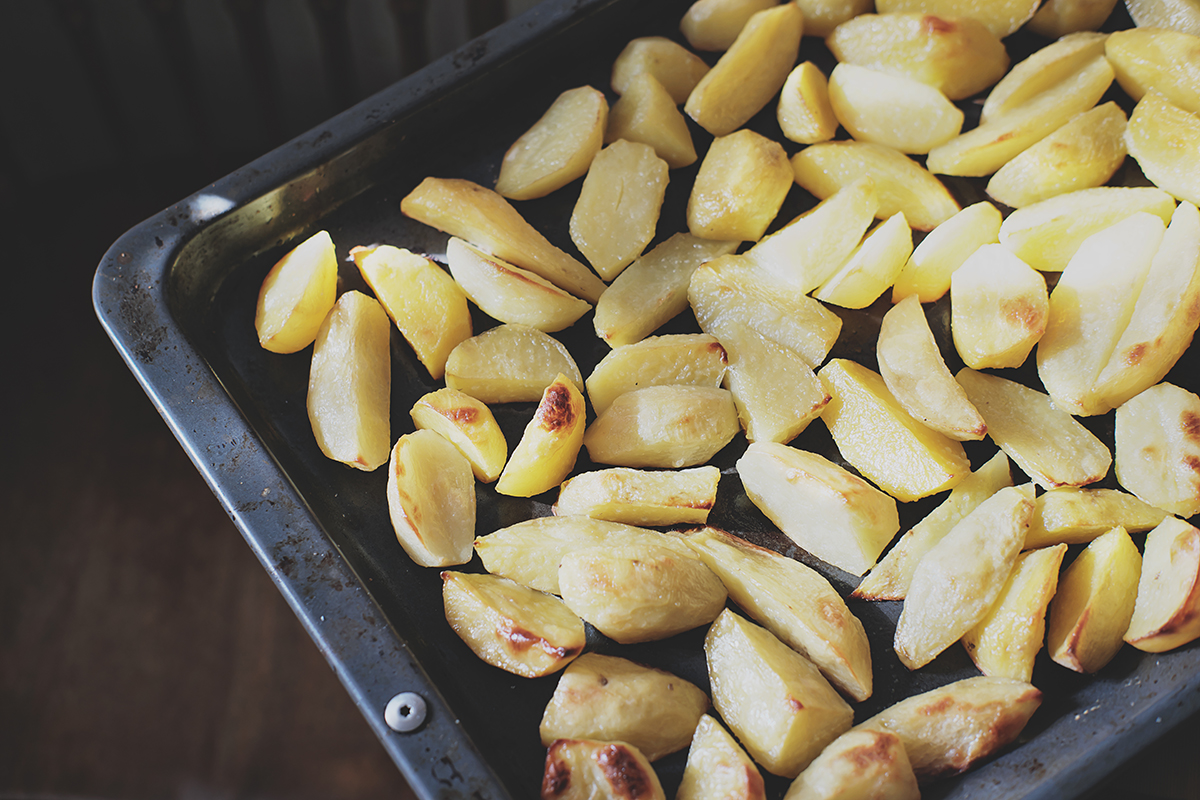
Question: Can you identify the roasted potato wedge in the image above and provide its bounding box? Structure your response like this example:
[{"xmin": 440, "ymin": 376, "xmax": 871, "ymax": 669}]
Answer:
[
  {"xmin": 444, "ymin": 323, "xmax": 582, "ymax": 404},
  {"xmin": 409, "ymin": 388, "xmax": 507, "ymax": 483},
  {"xmin": 542, "ymin": 739, "xmax": 665, "ymax": 800},
  {"xmin": 1115, "ymin": 381, "xmax": 1200, "ymax": 517},
  {"xmin": 554, "ymin": 465, "xmax": 720, "ymax": 526},
  {"xmin": 1106, "ymin": 26, "xmax": 1200, "ymax": 113},
  {"xmin": 1126, "ymin": 91, "xmax": 1200, "ymax": 206},
  {"xmin": 950, "ymin": 244, "xmax": 1048, "ymax": 370},
  {"xmin": 794, "ymin": 0, "xmax": 874, "ymax": 37},
  {"xmin": 255, "ymin": 229, "xmax": 338, "ymax": 354},
  {"xmin": 1025, "ymin": 487, "xmax": 1170, "ymax": 549},
  {"xmin": 680, "ymin": 0, "xmax": 778, "ymax": 51},
  {"xmin": 874, "ymin": 0, "xmax": 1042, "ymax": 38},
  {"xmin": 813, "ymin": 212, "xmax": 913, "ymax": 309},
  {"xmin": 891, "ymin": 200, "xmax": 1002, "ymax": 303},
  {"xmin": 979, "ymin": 31, "xmax": 1108, "ymax": 123},
  {"xmin": 1125, "ymin": 0, "xmax": 1200, "ymax": 36},
  {"xmin": 827, "ymin": 62, "xmax": 964, "ymax": 154},
  {"xmin": 496, "ymin": 374, "xmax": 586, "ymax": 498},
  {"xmin": 783, "ymin": 730, "xmax": 919, "ymax": 800},
  {"xmin": 605, "ymin": 73, "xmax": 698, "ymax": 169},
  {"xmin": 583, "ymin": 385, "xmax": 740, "ymax": 469},
  {"xmin": 494, "ymin": 85, "xmax": 607, "ymax": 201},
  {"xmin": 777, "ymin": 61, "xmax": 839, "ymax": 145},
  {"xmin": 387, "ymin": 429, "xmax": 475, "ymax": 567},
  {"xmin": 678, "ymin": 714, "xmax": 766, "ymax": 800},
  {"xmin": 611, "ymin": 36, "xmax": 711, "ymax": 103},
  {"xmin": 687, "ymin": 128, "xmax": 793, "ymax": 242},
  {"xmin": 1125, "ymin": 517, "xmax": 1200, "ymax": 652},
  {"xmin": 586, "ymin": 333, "xmax": 727, "ymax": 416},
  {"xmin": 1027, "ymin": 0, "xmax": 1119, "ymax": 36}
]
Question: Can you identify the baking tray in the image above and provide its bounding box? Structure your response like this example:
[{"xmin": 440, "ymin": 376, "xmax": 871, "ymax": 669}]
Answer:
[{"xmin": 93, "ymin": 1, "xmax": 1200, "ymax": 798}]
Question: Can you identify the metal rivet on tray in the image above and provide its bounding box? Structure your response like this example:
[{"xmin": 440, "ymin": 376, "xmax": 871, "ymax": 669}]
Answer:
[{"xmin": 385, "ymin": 691, "xmax": 427, "ymax": 732}]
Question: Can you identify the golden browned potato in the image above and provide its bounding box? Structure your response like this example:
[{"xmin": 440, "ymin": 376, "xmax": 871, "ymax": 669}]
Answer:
[
  {"xmin": 1125, "ymin": 517, "xmax": 1200, "ymax": 652},
  {"xmin": 605, "ymin": 73, "xmax": 698, "ymax": 169},
  {"xmin": 539, "ymin": 653, "xmax": 710, "ymax": 760},
  {"xmin": 494, "ymin": 85, "xmax": 607, "ymax": 201},
  {"xmin": 891, "ymin": 201, "xmax": 1002, "ymax": 303},
  {"xmin": 307, "ymin": 290, "xmax": 391, "ymax": 471},
  {"xmin": 812, "ymin": 212, "xmax": 913, "ymax": 309},
  {"xmin": 541, "ymin": 739, "xmax": 665, "ymax": 800},
  {"xmin": 980, "ymin": 31, "xmax": 1108, "ymax": 123},
  {"xmin": 255, "ymin": 229, "xmax": 337, "ymax": 354},
  {"xmin": 1025, "ymin": 487, "xmax": 1170, "ymax": 549},
  {"xmin": 687, "ymin": 129, "xmax": 793, "ymax": 242},
  {"xmin": 553, "ymin": 465, "xmax": 720, "ymax": 526},
  {"xmin": 680, "ymin": 0, "xmax": 778, "ymax": 51},
  {"xmin": 783, "ymin": 730, "xmax": 919, "ymax": 800},
  {"xmin": 950, "ymin": 244, "xmax": 1048, "ymax": 370},
  {"xmin": 1125, "ymin": 0, "xmax": 1200, "ymax": 35},
  {"xmin": 442, "ymin": 571, "xmax": 584, "ymax": 678},
  {"xmin": 387, "ymin": 430, "xmax": 475, "ymax": 567},
  {"xmin": 826, "ymin": 63, "xmax": 963, "ymax": 154},
  {"xmin": 777, "ymin": 61, "xmax": 839, "ymax": 145},
  {"xmin": 496, "ymin": 373, "xmax": 586, "ymax": 498},
  {"xmin": 584, "ymin": 385, "xmax": 741, "ymax": 469},
  {"xmin": 1026, "ymin": 0, "xmax": 1119, "ymax": 36},
  {"xmin": 444, "ymin": 323, "xmax": 582, "ymax": 404},
  {"xmin": 1106, "ymin": 26, "xmax": 1200, "ymax": 113},
  {"xmin": 677, "ymin": 714, "xmax": 766, "ymax": 800},
  {"xmin": 1126, "ymin": 91, "xmax": 1200, "ymax": 206},
  {"xmin": 1115, "ymin": 381, "xmax": 1200, "ymax": 517},
  {"xmin": 874, "ymin": 0, "xmax": 1042, "ymax": 37},
  {"xmin": 409, "ymin": 388, "xmax": 507, "ymax": 483},
  {"xmin": 611, "ymin": 36, "xmax": 711, "ymax": 103},
  {"xmin": 586, "ymin": 333, "xmax": 727, "ymax": 416}
]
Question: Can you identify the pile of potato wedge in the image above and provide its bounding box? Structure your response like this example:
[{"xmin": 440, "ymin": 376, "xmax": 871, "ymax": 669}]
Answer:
[{"xmin": 251, "ymin": 0, "xmax": 1200, "ymax": 796}]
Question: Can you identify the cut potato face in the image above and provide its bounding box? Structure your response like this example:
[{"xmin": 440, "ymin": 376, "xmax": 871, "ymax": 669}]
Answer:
[
  {"xmin": 1115, "ymin": 381, "xmax": 1200, "ymax": 517},
  {"xmin": 1125, "ymin": 517, "xmax": 1200, "ymax": 653},
  {"xmin": 891, "ymin": 200, "xmax": 1002, "ymax": 303},
  {"xmin": 1026, "ymin": 487, "xmax": 1170, "ymax": 549},
  {"xmin": 677, "ymin": 714, "xmax": 766, "ymax": 800},
  {"xmin": 1106, "ymin": 27, "xmax": 1200, "ymax": 113},
  {"xmin": 583, "ymin": 385, "xmax": 740, "ymax": 468},
  {"xmin": 442, "ymin": 571, "xmax": 584, "ymax": 678},
  {"xmin": 586, "ymin": 333, "xmax": 727, "ymax": 416},
  {"xmin": 827, "ymin": 62, "xmax": 963, "ymax": 154},
  {"xmin": 1126, "ymin": 91, "xmax": 1200, "ymax": 207},
  {"xmin": 307, "ymin": 290, "xmax": 391, "ymax": 471},
  {"xmin": 494, "ymin": 85, "xmax": 607, "ymax": 202},
  {"xmin": 783, "ymin": 730, "xmax": 919, "ymax": 800},
  {"xmin": 873, "ymin": 0, "xmax": 1042, "ymax": 38},
  {"xmin": 813, "ymin": 212, "xmax": 914, "ymax": 309},
  {"xmin": 255, "ymin": 229, "xmax": 338, "ymax": 354},
  {"xmin": 950, "ymin": 244, "xmax": 1048, "ymax": 371},
  {"xmin": 1027, "ymin": 0, "xmax": 1119, "ymax": 36},
  {"xmin": 1125, "ymin": 0, "xmax": 1200, "ymax": 36},
  {"xmin": 554, "ymin": 465, "xmax": 720, "ymax": 526},
  {"xmin": 979, "ymin": 32, "xmax": 1109, "ymax": 123},
  {"xmin": 777, "ymin": 61, "xmax": 839, "ymax": 145},
  {"xmin": 680, "ymin": 0, "xmax": 778, "ymax": 51},
  {"xmin": 387, "ymin": 429, "xmax": 476, "ymax": 567},
  {"xmin": 444, "ymin": 323, "xmax": 581, "ymax": 404},
  {"xmin": 611, "ymin": 36, "xmax": 711, "ymax": 104},
  {"xmin": 539, "ymin": 653, "xmax": 710, "ymax": 761},
  {"xmin": 496, "ymin": 373, "xmax": 586, "ymax": 498},
  {"xmin": 409, "ymin": 388, "xmax": 507, "ymax": 483},
  {"xmin": 687, "ymin": 128, "xmax": 794, "ymax": 243},
  {"xmin": 605, "ymin": 73, "xmax": 698, "ymax": 169},
  {"xmin": 541, "ymin": 739, "xmax": 665, "ymax": 800},
  {"xmin": 794, "ymin": 0, "xmax": 874, "ymax": 37}
]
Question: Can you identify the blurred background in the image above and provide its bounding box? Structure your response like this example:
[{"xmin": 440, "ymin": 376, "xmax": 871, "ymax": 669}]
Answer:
[{"xmin": 0, "ymin": 1, "xmax": 1197, "ymax": 798}]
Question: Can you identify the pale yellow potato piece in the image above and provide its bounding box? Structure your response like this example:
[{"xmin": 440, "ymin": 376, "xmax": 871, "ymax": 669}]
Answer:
[
  {"xmin": 586, "ymin": 333, "xmax": 727, "ymax": 416},
  {"xmin": 820, "ymin": 358, "xmax": 970, "ymax": 502},
  {"xmin": 737, "ymin": 441, "xmax": 900, "ymax": 577},
  {"xmin": 685, "ymin": 3, "xmax": 805, "ymax": 136},
  {"xmin": 998, "ymin": 185, "xmax": 1177, "ymax": 272},
  {"xmin": 677, "ymin": 714, "xmax": 766, "ymax": 800},
  {"xmin": 950, "ymin": 244, "xmax": 1048, "ymax": 370},
  {"xmin": 446, "ymin": 238, "xmax": 591, "ymax": 333},
  {"xmin": 494, "ymin": 85, "xmax": 607, "ymax": 201},
  {"xmin": 1126, "ymin": 91, "xmax": 1200, "ymax": 206},
  {"xmin": 539, "ymin": 654, "xmax": 710, "ymax": 760},
  {"xmin": 687, "ymin": 128, "xmax": 793, "ymax": 242},
  {"xmin": 541, "ymin": 739, "xmax": 665, "ymax": 800},
  {"xmin": 987, "ymin": 102, "xmax": 1128, "ymax": 209},
  {"xmin": 689, "ymin": 254, "xmax": 843, "ymax": 368},
  {"xmin": 791, "ymin": 141, "xmax": 960, "ymax": 231},
  {"xmin": 594, "ymin": 233, "xmax": 738, "ymax": 347},
  {"xmin": 813, "ymin": 212, "xmax": 914, "ymax": 309},
  {"xmin": 891, "ymin": 201, "xmax": 1002, "ymax": 303},
  {"xmin": 894, "ymin": 485, "xmax": 1034, "ymax": 670},
  {"xmin": 1047, "ymin": 526, "xmax": 1142, "ymax": 673},
  {"xmin": 783, "ymin": 730, "xmax": 919, "ymax": 800},
  {"xmin": 1106, "ymin": 26, "xmax": 1200, "ymax": 112},
  {"xmin": 777, "ymin": 61, "xmax": 839, "ymax": 145},
  {"xmin": 874, "ymin": 0, "xmax": 1042, "ymax": 37},
  {"xmin": 851, "ymin": 676, "xmax": 1043, "ymax": 780},
  {"xmin": 558, "ymin": 543, "xmax": 727, "ymax": 644},
  {"xmin": 961, "ymin": 544, "xmax": 1068, "ymax": 682},
  {"xmin": 957, "ymin": 368, "xmax": 1113, "ymax": 489},
  {"xmin": 255, "ymin": 229, "xmax": 337, "ymax": 354},
  {"xmin": 400, "ymin": 177, "xmax": 606, "ymax": 303},
  {"xmin": 827, "ymin": 63, "xmax": 963, "ymax": 154},
  {"xmin": 980, "ymin": 31, "xmax": 1109, "ymax": 123},
  {"xmin": 474, "ymin": 516, "xmax": 692, "ymax": 595},
  {"xmin": 444, "ymin": 323, "xmax": 582, "ymax": 404},
  {"xmin": 1125, "ymin": 517, "xmax": 1200, "ymax": 652},
  {"xmin": 854, "ymin": 451, "xmax": 1012, "ymax": 601},
  {"xmin": 1095, "ymin": 202, "xmax": 1200, "ymax": 409},
  {"xmin": 1126, "ymin": 0, "xmax": 1200, "ymax": 35},
  {"xmin": 685, "ymin": 526, "xmax": 873, "ymax": 702},
  {"xmin": 307, "ymin": 290, "xmax": 391, "ymax": 471},
  {"xmin": 387, "ymin": 429, "xmax": 475, "ymax": 567},
  {"xmin": 744, "ymin": 176, "xmax": 878, "ymax": 292},
  {"xmin": 1037, "ymin": 213, "xmax": 1165, "ymax": 416},
  {"xmin": 926, "ymin": 54, "xmax": 1115, "ymax": 177},
  {"xmin": 496, "ymin": 374, "xmax": 586, "ymax": 498},
  {"xmin": 441, "ymin": 571, "xmax": 584, "ymax": 678},
  {"xmin": 410, "ymin": 388, "xmax": 507, "ymax": 483},
  {"xmin": 794, "ymin": 0, "xmax": 875, "ymax": 37},
  {"xmin": 605, "ymin": 73, "xmax": 698, "ymax": 169},
  {"xmin": 583, "ymin": 385, "xmax": 740, "ymax": 468},
  {"xmin": 705, "ymin": 609, "xmax": 854, "ymax": 778},
  {"xmin": 878, "ymin": 294, "xmax": 987, "ymax": 441},
  {"xmin": 352, "ymin": 245, "xmax": 471, "ymax": 380},
  {"xmin": 1026, "ymin": 487, "xmax": 1170, "ymax": 549},
  {"xmin": 826, "ymin": 13, "xmax": 1009, "ymax": 100},
  {"xmin": 554, "ymin": 465, "xmax": 720, "ymax": 526},
  {"xmin": 1116, "ymin": 382, "xmax": 1200, "ymax": 517},
  {"xmin": 611, "ymin": 36, "xmax": 711, "ymax": 104},
  {"xmin": 681, "ymin": 0, "xmax": 779, "ymax": 50},
  {"xmin": 717, "ymin": 321, "xmax": 831, "ymax": 444},
  {"xmin": 570, "ymin": 140, "xmax": 668, "ymax": 282},
  {"xmin": 1027, "ymin": 0, "xmax": 1120, "ymax": 35}
]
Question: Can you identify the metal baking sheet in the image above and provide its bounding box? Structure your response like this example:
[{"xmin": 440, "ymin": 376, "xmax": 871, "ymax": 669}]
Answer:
[{"xmin": 93, "ymin": 1, "xmax": 1200, "ymax": 798}]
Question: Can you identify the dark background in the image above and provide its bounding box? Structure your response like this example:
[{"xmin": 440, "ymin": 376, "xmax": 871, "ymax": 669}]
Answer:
[{"xmin": 0, "ymin": 1, "xmax": 1197, "ymax": 798}]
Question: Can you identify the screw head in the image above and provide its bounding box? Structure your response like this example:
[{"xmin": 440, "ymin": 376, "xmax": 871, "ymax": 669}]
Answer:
[{"xmin": 385, "ymin": 691, "xmax": 427, "ymax": 732}]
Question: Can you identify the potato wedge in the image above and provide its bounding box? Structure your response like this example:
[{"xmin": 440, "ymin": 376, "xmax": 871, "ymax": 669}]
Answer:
[
  {"xmin": 777, "ymin": 61, "xmax": 839, "ymax": 145},
  {"xmin": 678, "ymin": 714, "xmax": 766, "ymax": 800},
  {"xmin": 611, "ymin": 36, "xmax": 710, "ymax": 104},
  {"xmin": 894, "ymin": 484, "xmax": 1034, "ymax": 670},
  {"xmin": 950, "ymin": 244, "xmax": 1048, "ymax": 370},
  {"xmin": 255, "ymin": 230, "xmax": 338, "ymax": 354},
  {"xmin": 1026, "ymin": 487, "xmax": 1170, "ymax": 549},
  {"xmin": 684, "ymin": 3, "xmax": 805, "ymax": 136},
  {"xmin": 827, "ymin": 63, "xmax": 964, "ymax": 154},
  {"xmin": 400, "ymin": 177, "xmax": 606, "ymax": 303},
  {"xmin": 874, "ymin": 0, "xmax": 1042, "ymax": 38},
  {"xmin": 1047, "ymin": 525, "xmax": 1142, "ymax": 673},
  {"xmin": 494, "ymin": 85, "xmax": 607, "ymax": 201},
  {"xmin": 387, "ymin": 429, "xmax": 475, "ymax": 567},
  {"xmin": 445, "ymin": 323, "xmax": 582, "ymax": 404},
  {"xmin": 1027, "ymin": 0, "xmax": 1119, "ymax": 36},
  {"xmin": 307, "ymin": 290, "xmax": 391, "ymax": 471},
  {"xmin": 813, "ymin": 212, "xmax": 914, "ymax": 309},
  {"xmin": 442, "ymin": 571, "xmax": 584, "ymax": 678},
  {"xmin": 1126, "ymin": 91, "xmax": 1200, "ymax": 206},
  {"xmin": 586, "ymin": 333, "xmax": 727, "ymax": 416},
  {"xmin": 979, "ymin": 31, "xmax": 1109, "ymax": 123},
  {"xmin": 554, "ymin": 465, "xmax": 720, "ymax": 526},
  {"xmin": 681, "ymin": 0, "xmax": 778, "ymax": 51},
  {"xmin": 783, "ymin": 730, "xmax": 919, "ymax": 800},
  {"xmin": 558, "ymin": 542, "xmax": 727, "ymax": 643},
  {"xmin": 851, "ymin": 676, "xmax": 1042, "ymax": 780},
  {"xmin": 1125, "ymin": 517, "xmax": 1200, "ymax": 652},
  {"xmin": 705, "ymin": 609, "xmax": 854, "ymax": 778},
  {"xmin": 1106, "ymin": 27, "xmax": 1200, "ymax": 113},
  {"xmin": 685, "ymin": 527, "xmax": 874, "ymax": 702},
  {"xmin": 496, "ymin": 374, "xmax": 586, "ymax": 498},
  {"xmin": 1125, "ymin": 0, "xmax": 1200, "ymax": 36},
  {"xmin": 583, "ymin": 385, "xmax": 740, "ymax": 468},
  {"xmin": 409, "ymin": 388, "xmax": 507, "ymax": 483},
  {"xmin": 737, "ymin": 441, "xmax": 900, "ymax": 577},
  {"xmin": 604, "ymin": 73, "xmax": 698, "ymax": 169},
  {"xmin": 687, "ymin": 129, "xmax": 793, "ymax": 242},
  {"xmin": 957, "ymin": 368, "xmax": 1112, "ymax": 489},
  {"xmin": 539, "ymin": 653, "xmax": 710, "ymax": 761},
  {"xmin": 794, "ymin": 0, "xmax": 874, "ymax": 37},
  {"xmin": 891, "ymin": 200, "xmax": 1002, "ymax": 303},
  {"xmin": 1115, "ymin": 381, "xmax": 1200, "ymax": 517},
  {"xmin": 541, "ymin": 739, "xmax": 665, "ymax": 800}
]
